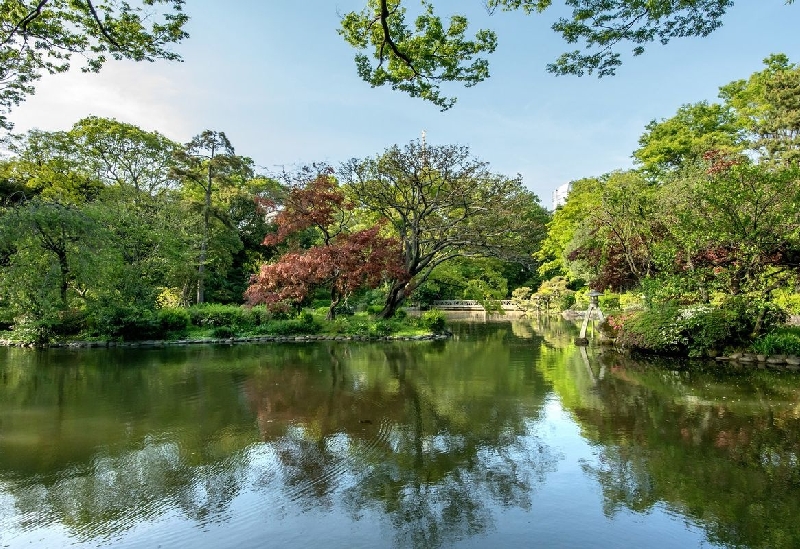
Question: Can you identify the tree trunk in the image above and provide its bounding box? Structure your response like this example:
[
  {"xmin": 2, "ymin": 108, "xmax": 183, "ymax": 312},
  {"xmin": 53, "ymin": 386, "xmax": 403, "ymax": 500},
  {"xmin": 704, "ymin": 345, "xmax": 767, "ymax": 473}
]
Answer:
[
  {"xmin": 57, "ymin": 249, "xmax": 69, "ymax": 307},
  {"xmin": 379, "ymin": 281, "xmax": 407, "ymax": 319},
  {"xmin": 197, "ymin": 172, "xmax": 212, "ymax": 304},
  {"xmin": 326, "ymin": 288, "xmax": 340, "ymax": 321}
]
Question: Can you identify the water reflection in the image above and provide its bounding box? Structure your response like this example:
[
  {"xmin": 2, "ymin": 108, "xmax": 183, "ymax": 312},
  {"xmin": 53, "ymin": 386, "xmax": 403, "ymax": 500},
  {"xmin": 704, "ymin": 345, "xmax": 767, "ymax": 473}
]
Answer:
[
  {"xmin": 0, "ymin": 329, "xmax": 556, "ymax": 548},
  {"xmin": 1, "ymin": 320, "xmax": 799, "ymax": 548},
  {"xmin": 544, "ymin": 348, "xmax": 800, "ymax": 549}
]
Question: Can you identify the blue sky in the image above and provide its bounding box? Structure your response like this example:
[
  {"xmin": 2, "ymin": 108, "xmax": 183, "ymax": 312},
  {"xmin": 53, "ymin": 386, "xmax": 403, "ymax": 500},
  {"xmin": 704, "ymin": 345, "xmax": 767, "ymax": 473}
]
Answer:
[{"xmin": 7, "ymin": 1, "xmax": 800, "ymax": 206}]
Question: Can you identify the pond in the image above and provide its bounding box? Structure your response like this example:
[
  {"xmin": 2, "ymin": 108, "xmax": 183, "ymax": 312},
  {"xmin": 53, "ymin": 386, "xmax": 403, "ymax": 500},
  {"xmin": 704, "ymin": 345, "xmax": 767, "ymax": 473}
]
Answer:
[{"xmin": 1, "ymin": 317, "xmax": 799, "ymax": 548}]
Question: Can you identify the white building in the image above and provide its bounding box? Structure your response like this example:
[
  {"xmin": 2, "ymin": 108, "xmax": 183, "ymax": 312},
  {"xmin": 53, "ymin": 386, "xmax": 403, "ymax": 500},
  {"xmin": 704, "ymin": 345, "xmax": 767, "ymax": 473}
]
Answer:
[{"xmin": 552, "ymin": 181, "xmax": 572, "ymax": 210}]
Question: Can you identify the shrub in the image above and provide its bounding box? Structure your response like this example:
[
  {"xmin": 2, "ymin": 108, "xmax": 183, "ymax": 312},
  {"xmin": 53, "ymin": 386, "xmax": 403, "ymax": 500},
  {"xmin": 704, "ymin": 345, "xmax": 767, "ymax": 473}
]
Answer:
[
  {"xmin": 419, "ymin": 309, "xmax": 447, "ymax": 333},
  {"xmin": 158, "ymin": 307, "xmax": 190, "ymax": 333},
  {"xmin": 370, "ymin": 320, "xmax": 393, "ymax": 337},
  {"xmin": 614, "ymin": 297, "xmax": 788, "ymax": 357},
  {"xmin": 51, "ymin": 309, "xmax": 88, "ymax": 336},
  {"xmin": 188, "ymin": 304, "xmax": 247, "ymax": 329},
  {"xmin": 211, "ymin": 326, "xmax": 236, "ymax": 338},
  {"xmin": 559, "ymin": 292, "xmax": 576, "ymax": 311},
  {"xmin": 92, "ymin": 305, "xmax": 159, "ymax": 341},
  {"xmin": 257, "ymin": 312, "xmax": 320, "ymax": 336},
  {"xmin": 751, "ymin": 327, "xmax": 800, "ymax": 356},
  {"xmin": 599, "ymin": 293, "xmax": 620, "ymax": 311}
]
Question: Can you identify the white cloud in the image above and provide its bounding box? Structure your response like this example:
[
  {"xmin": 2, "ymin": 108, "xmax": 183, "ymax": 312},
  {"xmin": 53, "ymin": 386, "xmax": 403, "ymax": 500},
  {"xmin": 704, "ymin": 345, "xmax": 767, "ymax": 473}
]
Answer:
[{"xmin": 7, "ymin": 61, "xmax": 193, "ymax": 140}]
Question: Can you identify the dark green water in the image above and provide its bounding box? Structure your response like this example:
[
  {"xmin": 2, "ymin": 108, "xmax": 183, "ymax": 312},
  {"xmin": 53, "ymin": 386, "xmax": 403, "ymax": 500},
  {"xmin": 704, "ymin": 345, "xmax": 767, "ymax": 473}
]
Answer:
[{"xmin": 1, "ymin": 318, "xmax": 799, "ymax": 548}]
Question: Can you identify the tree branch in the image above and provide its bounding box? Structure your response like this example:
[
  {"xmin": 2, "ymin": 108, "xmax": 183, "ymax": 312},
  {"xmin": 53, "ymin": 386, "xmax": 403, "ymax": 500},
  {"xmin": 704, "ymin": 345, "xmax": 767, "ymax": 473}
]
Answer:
[
  {"xmin": 2, "ymin": 0, "xmax": 50, "ymax": 46},
  {"xmin": 379, "ymin": 0, "xmax": 419, "ymax": 77},
  {"xmin": 85, "ymin": 0, "xmax": 121, "ymax": 50}
]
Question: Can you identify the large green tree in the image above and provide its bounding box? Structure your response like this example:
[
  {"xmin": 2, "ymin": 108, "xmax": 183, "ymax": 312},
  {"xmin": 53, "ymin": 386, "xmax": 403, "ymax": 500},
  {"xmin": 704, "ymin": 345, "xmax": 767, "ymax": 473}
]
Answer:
[
  {"xmin": 172, "ymin": 131, "xmax": 254, "ymax": 304},
  {"xmin": 636, "ymin": 55, "xmax": 800, "ymax": 176},
  {"xmin": 0, "ymin": 0, "xmax": 188, "ymax": 129},
  {"xmin": 344, "ymin": 140, "xmax": 546, "ymax": 318}
]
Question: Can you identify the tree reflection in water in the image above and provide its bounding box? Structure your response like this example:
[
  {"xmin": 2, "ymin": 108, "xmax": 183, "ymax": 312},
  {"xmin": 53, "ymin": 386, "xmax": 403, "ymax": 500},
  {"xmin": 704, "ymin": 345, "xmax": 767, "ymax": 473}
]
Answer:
[
  {"xmin": 6, "ymin": 321, "xmax": 798, "ymax": 548},
  {"xmin": 244, "ymin": 337, "xmax": 558, "ymax": 548},
  {"xmin": 0, "ymin": 327, "xmax": 557, "ymax": 548}
]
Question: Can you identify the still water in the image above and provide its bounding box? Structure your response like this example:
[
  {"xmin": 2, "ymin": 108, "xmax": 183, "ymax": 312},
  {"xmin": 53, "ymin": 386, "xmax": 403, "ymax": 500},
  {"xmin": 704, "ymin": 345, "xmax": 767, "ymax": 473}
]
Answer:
[{"xmin": 1, "ymin": 317, "xmax": 799, "ymax": 548}]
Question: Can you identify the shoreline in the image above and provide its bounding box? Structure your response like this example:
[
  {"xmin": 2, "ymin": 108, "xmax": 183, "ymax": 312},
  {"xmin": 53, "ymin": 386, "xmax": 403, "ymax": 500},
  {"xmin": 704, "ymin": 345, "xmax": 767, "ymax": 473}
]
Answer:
[{"xmin": 0, "ymin": 332, "xmax": 452, "ymax": 349}]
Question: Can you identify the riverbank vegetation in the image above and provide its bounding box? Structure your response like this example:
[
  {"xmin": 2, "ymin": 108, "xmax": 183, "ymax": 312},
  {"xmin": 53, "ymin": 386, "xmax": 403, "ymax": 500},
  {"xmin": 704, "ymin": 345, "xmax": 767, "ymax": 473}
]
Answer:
[
  {"xmin": 1, "ymin": 53, "xmax": 799, "ymax": 356},
  {"xmin": 535, "ymin": 54, "xmax": 800, "ymax": 356},
  {"xmin": 0, "ymin": 120, "xmax": 539, "ymax": 344}
]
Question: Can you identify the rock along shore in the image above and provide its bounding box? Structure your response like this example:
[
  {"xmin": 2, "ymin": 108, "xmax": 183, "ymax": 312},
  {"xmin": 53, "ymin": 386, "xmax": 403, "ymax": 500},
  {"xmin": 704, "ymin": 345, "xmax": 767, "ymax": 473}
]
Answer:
[
  {"xmin": 714, "ymin": 352, "xmax": 800, "ymax": 371},
  {"xmin": 0, "ymin": 333, "xmax": 453, "ymax": 349}
]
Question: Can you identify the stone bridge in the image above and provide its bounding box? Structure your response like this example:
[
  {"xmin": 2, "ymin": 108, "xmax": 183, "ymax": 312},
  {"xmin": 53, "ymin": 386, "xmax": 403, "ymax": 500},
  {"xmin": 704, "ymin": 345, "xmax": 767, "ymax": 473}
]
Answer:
[{"xmin": 432, "ymin": 300, "xmax": 520, "ymax": 311}]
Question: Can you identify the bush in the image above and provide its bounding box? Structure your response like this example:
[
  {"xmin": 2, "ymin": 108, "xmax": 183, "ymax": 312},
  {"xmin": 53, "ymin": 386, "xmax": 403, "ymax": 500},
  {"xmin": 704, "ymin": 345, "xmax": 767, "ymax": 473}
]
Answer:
[
  {"xmin": 158, "ymin": 307, "xmax": 190, "ymax": 333},
  {"xmin": 256, "ymin": 312, "xmax": 320, "ymax": 336},
  {"xmin": 92, "ymin": 305, "xmax": 159, "ymax": 341},
  {"xmin": 51, "ymin": 309, "xmax": 88, "ymax": 336},
  {"xmin": 419, "ymin": 309, "xmax": 447, "ymax": 333},
  {"xmin": 599, "ymin": 293, "xmax": 620, "ymax": 311},
  {"xmin": 559, "ymin": 293, "xmax": 576, "ymax": 311},
  {"xmin": 370, "ymin": 320, "xmax": 393, "ymax": 337},
  {"xmin": 188, "ymin": 304, "xmax": 248, "ymax": 329},
  {"xmin": 211, "ymin": 326, "xmax": 236, "ymax": 338},
  {"xmin": 751, "ymin": 327, "xmax": 800, "ymax": 356},
  {"xmin": 615, "ymin": 297, "xmax": 788, "ymax": 357}
]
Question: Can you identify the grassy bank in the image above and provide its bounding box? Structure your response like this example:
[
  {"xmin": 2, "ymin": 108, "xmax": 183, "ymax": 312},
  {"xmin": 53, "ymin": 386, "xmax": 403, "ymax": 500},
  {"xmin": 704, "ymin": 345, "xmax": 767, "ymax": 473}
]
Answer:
[{"xmin": 0, "ymin": 304, "xmax": 449, "ymax": 345}]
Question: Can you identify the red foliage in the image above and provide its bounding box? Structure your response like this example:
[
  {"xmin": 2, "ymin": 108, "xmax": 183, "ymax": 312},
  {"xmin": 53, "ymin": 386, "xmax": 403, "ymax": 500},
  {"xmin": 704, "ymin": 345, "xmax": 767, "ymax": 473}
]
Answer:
[
  {"xmin": 261, "ymin": 173, "xmax": 352, "ymax": 247},
  {"xmin": 703, "ymin": 149, "xmax": 741, "ymax": 175},
  {"xmin": 245, "ymin": 225, "xmax": 404, "ymax": 309}
]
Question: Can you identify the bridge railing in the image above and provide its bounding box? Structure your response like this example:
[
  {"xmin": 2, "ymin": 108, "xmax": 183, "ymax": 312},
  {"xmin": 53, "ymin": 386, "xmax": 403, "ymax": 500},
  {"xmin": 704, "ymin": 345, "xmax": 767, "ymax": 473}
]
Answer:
[{"xmin": 432, "ymin": 300, "xmax": 520, "ymax": 311}]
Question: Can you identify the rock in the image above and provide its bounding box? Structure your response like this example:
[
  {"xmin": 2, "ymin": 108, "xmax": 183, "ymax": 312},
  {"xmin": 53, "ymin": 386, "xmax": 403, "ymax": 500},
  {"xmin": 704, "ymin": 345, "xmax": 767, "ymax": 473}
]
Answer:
[
  {"xmin": 766, "ymin": 356, "xmax": 787, "ymax": 364},
  {"xmin": 785, "ymin": 356, "xmax": 800, "ymax": 366},
  {"xmin": 756, "ymin": 354, "xmax": 767, "ymax": 362}
]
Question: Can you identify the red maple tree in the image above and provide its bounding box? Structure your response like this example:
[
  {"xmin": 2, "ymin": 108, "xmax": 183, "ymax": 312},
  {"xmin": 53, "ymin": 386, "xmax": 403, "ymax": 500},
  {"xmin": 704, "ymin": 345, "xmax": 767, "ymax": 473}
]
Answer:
[{"xmin": 246, "ymin": 174, "xmax": 404, "ymax": 319}]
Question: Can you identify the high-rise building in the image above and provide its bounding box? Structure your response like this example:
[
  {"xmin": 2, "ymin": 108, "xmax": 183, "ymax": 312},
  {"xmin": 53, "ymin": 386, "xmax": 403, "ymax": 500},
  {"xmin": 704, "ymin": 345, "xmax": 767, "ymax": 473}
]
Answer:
[{"xmin": 552, "ymin": 181, "xmax": 572, "ymax": 210}]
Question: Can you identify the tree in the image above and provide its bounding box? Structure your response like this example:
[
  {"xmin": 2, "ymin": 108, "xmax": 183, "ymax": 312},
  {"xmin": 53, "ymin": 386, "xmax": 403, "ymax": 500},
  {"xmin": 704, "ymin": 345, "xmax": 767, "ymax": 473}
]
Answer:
[
  {"xmin": 339, "ymin": 1, "xmax": 789, "ymax": 108},
  {"xmin": 344, "ymin": 140, "xmax": 546, "ymax": 318},
  {"xmin": 1, "ymin": 128, "xmax": 103, "ymax": 202},
  {"xmin": 636, "ymin": 55, "xmax": 800, "ymax": 177},
  {"xmin": 720, "ymin": 54, "xmax": 800, "ymax": 167},
  {"xmin": 245, "ymin": 174, "xmax": 403, "ymax": 319},
  {"xmin": 0, "ymin": 0, "xmax": 188, "ymax": 129},
  {"xmin": 172, "ymin": 130, "xmax": 254, "ymax": 304},
  {"xmin": 634, "ymin": 101, "xmax": 743, "ymax": 178},
  {"xmin": 663, "ymin": 153, "xmax": 800, "ymax": 302},
  {"xmin": 567, "ymin": 171, "xmax": 664, "ymax": 291},
  {"xmin": 69, "ymin": 116, "xmax": 181, "ymax": 195}
]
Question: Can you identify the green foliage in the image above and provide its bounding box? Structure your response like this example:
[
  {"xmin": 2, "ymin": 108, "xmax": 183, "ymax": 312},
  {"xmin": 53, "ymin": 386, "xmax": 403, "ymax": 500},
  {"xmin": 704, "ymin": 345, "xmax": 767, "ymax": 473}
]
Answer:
[
  {"xmin": 90, "ymin": 305, "xmax": 159, "ymax": 341},
  {"xmin": 257, "ymin": 313, "xmax": 320, "ymax": 336},
  {"xmin": 188, "ymin": 303, "xmax": 247, "ymax": 329},
  {"xmin": 337, "ymin": 0, "xmax": 763, "ymax": 106},
  {"xmin": 211, "ymin": 326, "xmax": 236, "ymax": 338},
  {"xmin": 419, "ymin": 309, "xmax": 447, "ymax": 333},
  {"xmin": 339, "ymin": 0, "xmax": 497, "ymax": 110},
  {"xmin": 598, "ymin": 293, "xmax": 620, "ymax": 311},
  {"xmin": 347, "ymin": 141, "xmax": 546, "ymax": 318},
  {"xmin": 774, "ymin": 290, "xmax": 800, "ymax": 315},
  {"xmin": 634, "ymin": 101, "xmax": 743, "ymax": 177},
  {"xmin": 751, "ymin": 327, "xmax": 800, "ymax": 356},
  {"xmin": 157, "ymin": 307, "xmax": 190, "ymax": 334},
  {"xmin": 560, "ymin": 293, "xmax": 576, "ymax": 311},
  {"xmin": 0, "ymin": 0, "xmax": 188, "ymax": 130},
  {"xmin": 547, "ymin": 1, "xmax": 735, "ymax": 77},
  {"xmin": 616, "ymin": 299, "xmax": 788, "ymax": 357}
]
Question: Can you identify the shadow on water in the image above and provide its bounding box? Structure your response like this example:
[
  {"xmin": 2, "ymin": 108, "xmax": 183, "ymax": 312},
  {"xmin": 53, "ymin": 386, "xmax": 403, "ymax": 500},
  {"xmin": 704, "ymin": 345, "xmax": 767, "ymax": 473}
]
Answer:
[{"xmin": 1, "ymin": 318, "xmax": 799, "ymax": 548}]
